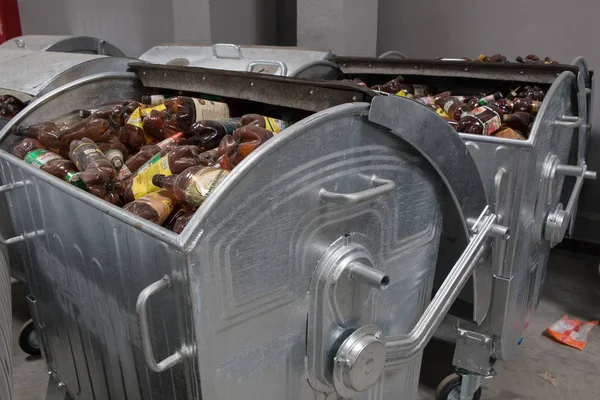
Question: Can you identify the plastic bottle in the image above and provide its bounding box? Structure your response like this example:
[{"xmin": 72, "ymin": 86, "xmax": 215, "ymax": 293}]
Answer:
[
  {"xmin": 467, "ymin": 92, "xmax": 503, "ymax": 109},
  {"xmin": 217, "ymin": 125, "xmax": 274, "ymax": 170},
  {"xmin": 489, "ymin": 99, "xmax": 514, "ymax": 114},
  {"xmin": 57, "ymin": 117, "xmax": 115, "ymax": 147},
  {"xmin": 436, "ymin": 96, "xmax": 472, "ymax": 121},
  {"xmin": 517, "ymin": 86, "xmax": 545, "ymax": 101},
  {"xmin": 13, "ymin": 122, "xmax": 66, "ymax": 148},
  {"xmin": 493, "ymin": 127, "xmax": 526, "ymax": 140},
  {"xmin": 13, "ymin": 138, "xmax": 85, "ymax": 188},
  {"xmin": 502, "ymin": 111, "xmax": 535, "ymax": 134},
  {"xmin": 0, "ymin": 95, "xmax": 25, "ymax": 118},
  {"xmin": 370, "ymin": 76, "xmax": 405, "ymax": 94},
  {"xmin": 456, "ymin": 104, "xmax": 506, "ymax": 135},
  {"xmin": 512, "ymin": 97, "xmax": 541, "ymax": 114},
  {"xmin": 186, "ymin": 118, "xmax": 241, "ymax": 151},
  {"xmin": 478, "ymin": 54, "xmax": 507, "ymax": 63},
  {"xmin": 121, "ymin": 145, "xmax": 202, "ymax": 202},
  {"xmin": 161, "ymin": 97, "xmax": 230, "ymax": 137},
  {"xmin": 123, "ymin": 132, "xmax": 186, "ymax": 175},
  {"xmin": 152, "ymin": 166, "xmax": 229, "ymax": 208},
  {"xmin": 98, "ymin": 139, "xmax": 131, "ymax": 178},
  {"xmin": 123, "ymin": 190, "xmax": 178, "ymax": 225},
  {"xmin": 198, "ymin": 149, "xmax": 220, "ymax": 167},
  {"xmin": 171, "ymin": 210, "xmax": 196, "ymax": 234},
  {"xmin": 69, "ymin": 138, "xmax": 117, "ymax": 199},
  {"xmin": 239, "ymin": 114, "xmax": 289, "ymax": 134}
]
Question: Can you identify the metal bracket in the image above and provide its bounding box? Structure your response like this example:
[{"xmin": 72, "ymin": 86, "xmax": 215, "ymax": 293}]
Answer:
[
  {"xmin": 0, "ymin": 180, "xmax": 43, "ymax": 245},
  {"xmin": 246, "ymin": 60, "xmax": 288, "ymax": 76},
  {"xmin": 453, "ymin": 329, "xmax": 494, "ymax": 376}
]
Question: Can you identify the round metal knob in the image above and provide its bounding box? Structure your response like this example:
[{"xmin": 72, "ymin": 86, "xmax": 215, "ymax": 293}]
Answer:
[{"xmin": 333, "ymin": 325, "xmax": 386, "ymax": 398}]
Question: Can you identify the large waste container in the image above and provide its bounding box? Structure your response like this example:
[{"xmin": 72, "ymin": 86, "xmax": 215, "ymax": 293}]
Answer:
[
  {"xmin": 0, "ymin": 35, "xmax": 125, "ymax": 56},
  {"xmin": 139, "ymin": 43, "xmax": 340, "ymax": 79},
  {"xmin": 0, "ymin": 243, "xmax": 11, "ymax": 400},
  {"xmin": 0, "ymin": 63, "xmax": 504, "ymax": 400},
  {"xmin": 323, "ymin": 56, "xmax": 596, "ymax": 395}
]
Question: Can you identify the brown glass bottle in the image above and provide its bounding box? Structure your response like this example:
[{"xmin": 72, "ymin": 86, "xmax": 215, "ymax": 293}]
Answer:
[
  {"xmin": 13, "ymin": 121, "xmax": 66, "ymax": 148},
  {"xmin": 239, "ymin": 114, "xmax": 289, "ymax": 133},
  {"xmin": 456, "ymin": 105, "xmax": 505, "ymax": 135},
  {"xmin": 370, "ymin": 76, "xmax": 405, "ymax": 94},
  {"xmin": 121, "ymin": 145, "xmax": 202, "ymax": 203},
  {"xmin": 152, "ymin": 166, "xmax": 229, "ymax": 208},
  {"xmin": 502, "ymin": 112, "xmax": 534, "ymax": 134},
  {"xmin": 123, "ymin": 190, "xmax": 178, "ymax": 225},
  {"xmin": 0, "ymin": 95, "xmax": 25, "ymax": 118},
  {"xmin": 13, "ymin": 138, "xmax": 85, "ymax": 188},
  {"xmin": 218, "ymin": 125, "xmax": 274, "ymax": 170},
  {"xmin": 512, "ymin": 97, "xmax": 541, "ymax": 114},
  {"xmin": 69, "ymin": 138, "xmax": 117, "ymax": 198},
  {"xmin": 437, "ymin": 97, "xmax": 472, "ymax": 121},
  {"xmin": 186, "ymin": 118, "xmax": 240, "ymax": 151},
  {"xmin": 162, "ymin": 97, "xmax": 230, "ymax": 137}
]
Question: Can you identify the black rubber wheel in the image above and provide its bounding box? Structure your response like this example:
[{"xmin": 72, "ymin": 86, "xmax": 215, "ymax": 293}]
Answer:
[
  {"xmin": 435, "ymin": 373, "xmax": 482, "ymax": 400},
  {"xmin": 18, "ymin": 319, "xmax": 41, "ymax": 356}
]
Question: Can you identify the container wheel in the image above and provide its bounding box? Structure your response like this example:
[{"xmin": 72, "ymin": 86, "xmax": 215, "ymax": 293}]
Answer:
[
  {"xmin": 18, "ymin": 319, "xmax": 41, "ymax": 356},
  {"xmin": 435, "ymin": 373, "xmax": 482, "ymax": 400}
]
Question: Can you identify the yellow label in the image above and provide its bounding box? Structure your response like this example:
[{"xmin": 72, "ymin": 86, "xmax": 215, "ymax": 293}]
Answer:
[
  {"xmin": 396, "ymin": 90, "xmax": 408, "ymax": 97},
  {"xmin": 436, "ymin": 108, "xmax": 450, "ymax": 118},
  {"xmin": 263, "ymin": 116, "xmax": 288, "ymax": 133},
  {"xmin": 131, "ymin": 154, "xmax": 171, "ymax": 199},
  {"xmin": 478, "ymin": 54, "xmax": 485, "ymax": 61},
  {"xmin": 127, "ymin": 104, "xmax": 167, "ymax": 144}
]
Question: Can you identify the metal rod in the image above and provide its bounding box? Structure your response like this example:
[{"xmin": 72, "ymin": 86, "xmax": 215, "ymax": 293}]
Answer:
[
  {"xmin": 350, "ymin": 262, "xmax": 389, "ymax": 290},
  {"xmin": 385, "ymin": 213, "xmax": 496, "ymax": 364},
  {"xmin": 466, "ymin": 217, "xmax": 510, "ymax": 240}
]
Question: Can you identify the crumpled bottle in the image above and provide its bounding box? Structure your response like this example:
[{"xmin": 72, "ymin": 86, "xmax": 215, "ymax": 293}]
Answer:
[
  {"xmin": 161, "ymin": 96, "xmax": 230, "ymax": 137},
  {"xmin": 217, "ymin": 125, "xmax": 274, "ymax": 170},
  {"xmin": 152, "ymin": 166, "xmax": 229, "ymax": 208},
  {"xmin": 0, "ymin": 95, "xmax": 25, "ymax": 118},
  {"xmin": 185, "ymin": 118, "xmax": 240, "ymax": 151},
  {"xmin": 370, "ymin": 76, "xmax": 405, "ymax": 94},
  {"xmin": 13, "ymin": 121, "xmax": 66, "ymax": 148},
  {"xmin": 69, "ymin": 138, "xmax": 117, "ymax": 202},
  {"xmin": 123, "ymin": 190, "xmax": 178, "ymax": 225}
]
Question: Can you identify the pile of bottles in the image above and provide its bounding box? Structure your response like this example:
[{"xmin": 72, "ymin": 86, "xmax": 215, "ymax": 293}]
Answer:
[
  {"xmin": 0, "ymin": 95, "xmax": 26, "ymax": 119},
  {"xmin": 362, "ymin": 75, "xmax": 545, "ymax": 140},
  {"xmin": 10, "ymin": 95, "xmax": 289, "ymax": 232},
  {"xmin": 436, "ymin": 53, "xmax": 560, "ymax": 64}
]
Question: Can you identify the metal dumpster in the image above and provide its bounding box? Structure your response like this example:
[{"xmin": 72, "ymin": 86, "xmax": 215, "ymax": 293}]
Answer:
[
  {"xmin": 0, "ymin": 50, "xmax": 136, "ymax": 287},
  {"xmin": 324, "ymin": 56, "xmax": 596, "ymax": 393},
  {"xmin": 139, "ymin": 43, "xmax": 340, "ymax": 79},
  {"xmin": 0, "ymin": 243, "xmax": 11, "ymax": 400},
  {"xmin": 0, "ymin": 64, "xmax": 504, "ymax": 400},
  {"xmin": 0, "ymin": 35, "xmax": 125, "ymax": 56}
]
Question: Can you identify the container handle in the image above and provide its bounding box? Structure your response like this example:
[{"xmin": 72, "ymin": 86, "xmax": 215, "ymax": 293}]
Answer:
[
  {"xmin": 0, "ymin": 181, "xmax": 42, "ymax": 245},
  {"xmin": 136, "ymin": 276, "xmax": 193, "ymax": 373},
  {"xmin": 554, "ymin": 115, "xmax": 583, "ymax": 128},
  {"xmin": 385, "ymin": 209, "xmax": 502, "ymax": 364},
  {"xmin": 246, "ymin": 60, "xmax": 288, "ymax": 76},
  {"xmin": 544, "ymin": 162, "xmax": 596, "ymax": 246},
  {"xmin": 319, "ymin": 174, "xmax": 395, "ymax": 205},
  {"xmin": 212, "ymin": 43, "xmax": 243, "ymax": 59},
  {"xmin": 378, "ymin": 50, "xmax": 407, "ymax": 59}
]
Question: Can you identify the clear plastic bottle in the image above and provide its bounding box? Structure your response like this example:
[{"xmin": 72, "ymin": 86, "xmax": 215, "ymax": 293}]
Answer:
[{"xmin": 152, "ymin": 166, "xmax": 229, "ymax": 208}]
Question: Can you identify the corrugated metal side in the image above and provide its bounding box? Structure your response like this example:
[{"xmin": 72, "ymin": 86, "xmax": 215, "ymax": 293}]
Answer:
[{"xmin": 0, "ymin": 243, "xmax": 12, "ymax": 400}]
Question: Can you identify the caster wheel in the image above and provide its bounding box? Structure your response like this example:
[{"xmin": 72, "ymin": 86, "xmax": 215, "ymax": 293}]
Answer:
[
  {"xmin": 435, "ymin": 373, "xmax": 482, "ymax": 400},
  {"xmin": 18, "ymin": 319, "xmax": 41, "ymax": 356}
]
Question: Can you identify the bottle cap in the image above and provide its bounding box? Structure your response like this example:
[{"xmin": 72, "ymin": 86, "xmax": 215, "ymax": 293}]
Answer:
[{"xmin": 152, "ymin": 174, "xmax": 166, "ymax": 187}]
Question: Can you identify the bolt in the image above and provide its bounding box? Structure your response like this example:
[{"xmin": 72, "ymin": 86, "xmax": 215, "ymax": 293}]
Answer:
[
  {"xmin": 163, "ymin": 73, "xmax": 167, "ymax": 77},
  {"xmin": 142, "ymin": 72, "xmax": 146, "ymax": 75},
  {"xmin": 374, "ymin": 331, "xmax": 384, "ymax": 340},
  {"xmin": 352, "ymin": 96, "xmax": 358, "ymax": 101},
  {"xmin": 250, "ymin": 82, "xmax": 255, "ymax": 86},
  {"xmin": 202, "ymin": 76, "xmax": 206, "ymax": 80},
  {"xmin": 47, "ymin": 371, "xmax": 52, "ymax": 375},
  {"xmin": 57, "ymin": 382, "xmax": 65, "ymax": 388},
  {"xmin": 309, "ymin": 89, "xmax": 314, "ymax": 95},
  {"xmin": 368, "ymin": 64, "xmax": 372, "ymax": 67},
  {"xmin": 414, "ymin": 65, "xmax": 418, "ymax": 69},
  {"xmin": 464, "ymin": 68, "xmax": 469, "ymax": 71},
  {"xmin": 520, "ymin": 71, "xmax": 524, "ymax": 75}
]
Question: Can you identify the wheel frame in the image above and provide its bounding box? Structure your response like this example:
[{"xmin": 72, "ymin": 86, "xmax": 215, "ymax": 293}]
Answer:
[
  {"xmin": 18, "ymin": 319, "xmax": 41, "ymax": 356},
  {"xmin": 435, "ymin": 373, "xmax": 482, "ymax": 400}
]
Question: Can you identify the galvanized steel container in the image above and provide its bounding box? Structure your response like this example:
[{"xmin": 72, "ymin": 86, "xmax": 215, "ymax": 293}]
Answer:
[
  {"xmin": 0, "ymin": 35, "xmax": 125, "ymax": 56},
  {"xmin": 0, "ymin": 65, "xmax": 499, "ymax": 399}
]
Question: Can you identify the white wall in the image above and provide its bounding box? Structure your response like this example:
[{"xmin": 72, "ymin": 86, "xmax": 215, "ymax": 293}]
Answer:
[{"xmin": 377, "ymin": 0, "xmax": 600, "ymax": 241}]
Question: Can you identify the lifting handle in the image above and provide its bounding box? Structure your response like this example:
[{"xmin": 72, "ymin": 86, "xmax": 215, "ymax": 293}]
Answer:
[
  {"xmin": 212, "ymin": 43, "xmax": 243, "ymax": 59},
  {"xmin": 554, "ymin": 115, "xmax": 583, "ymax": 129},
  {"xmin": 136, "ymin": 276, "xmax": 194, "ymax": 373},
  {"xmin": 246, "ymin": 60, "xmax": 288, "ymax": 76},
  {"xmin": 385, "ymin": 210, "xmax": 502, "ymax": 364},
  {"xmin": 319, "ymin": 174, "xmax": 396, "ymax": 205},
  {"xmin": 0, "ymin": 181, "xmax": 43, "ymax": 245}
]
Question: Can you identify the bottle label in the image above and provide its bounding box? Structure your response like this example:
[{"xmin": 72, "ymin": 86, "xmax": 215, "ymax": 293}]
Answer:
[
  {"xmin": 413, "ymin": 84, "xmax": 427, "ymax": 97},
  {"xmin": 263, "ymin": 117, "xmax": 288, "ymax": 134},
  {"xmin": 156, "ymin": 132, "xmax": 184, "ymax": 149},
  {"xmin": 70, "ymin": 142, "xmax": 107, "ymax": 171},
  {"xmin": 24, "ymin": 149, "xmax": 62, "ymax": 168},
  {"xmin": 443, "ymin": 99, "xmax": 458, "ymax": 114},
  {"xmin": 64, "ymin": 172, "xmax": 88, "ymax": 190},
  {"xmin": 192, "ymin": 98, "xmax": 230, "ymax": 122},
  {"xmin": 479, "ymin": 94, "xmax": 496, "ymax": 105},
  {"xmin": 131, "ymin": 154, "xmax": 172, "ymax": 199},
  {"xmin": 148, "ymin": 95, "xmax": 166, "ymax": 106},
  {"xmin": 118, "ymin": 164, "xmax": 132, "ymax": 179},
  {"xmin": 126, "ymin": 104, "xmax": 168, "ymax": 144},
  {"xmin": 185, "ymin": 168, "xmax": 229, "ymax": 207},
  {"xmin": 470, "ymin": 106, "xmax": 501, "ymax": 136},
  {"xmin": 415, "ymin": 96, "xmax": 435, "ymax": 105},
  {"xmin": 104, "ymin": 149, "xmax": 124, "ymax": 169},
  {"xmin": 436, "ymin": 108, "xmax": 450, "ymax": 118},
  {"xmin": 140, "ymin": 192, "xmax": 174, "ymax": 224}
]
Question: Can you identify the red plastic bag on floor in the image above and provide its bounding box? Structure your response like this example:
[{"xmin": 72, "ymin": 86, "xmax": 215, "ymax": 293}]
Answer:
[{"xmin": 547, "ymin": 316, "xmax": 598, "ymax": 350}]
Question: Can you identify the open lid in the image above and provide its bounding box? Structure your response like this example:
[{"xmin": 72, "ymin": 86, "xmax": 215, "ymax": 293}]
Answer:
[
  {"xmin": 0, "ymin": 35, "xmax": 126, "ymax": 56},
  {"xmin": 332, "ymin": 56, "xmax": 587, "ymax": 84},
  {"xmin": 0, "ymin": 50, "xmax": 136, "ymax": 100},
  {"xmin": 129, "ymin": 62, "xmax": 373, "ymax": 112},
  {"xmin": 139, "ymin": 43, "xmax": 333, "ymax": 77}
]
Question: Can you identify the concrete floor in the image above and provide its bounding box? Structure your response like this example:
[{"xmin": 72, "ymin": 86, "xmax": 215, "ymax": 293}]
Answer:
[{"xmin": 8, "ymin": 249, "xmax": 600, "ymax": 400}]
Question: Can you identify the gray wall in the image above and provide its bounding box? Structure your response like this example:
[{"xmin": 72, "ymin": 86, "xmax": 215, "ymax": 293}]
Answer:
[
  {"xmin": 210, "ymin": 0, "xmax": 277, "ymax": 45},
  {"xmin": 18, "ymin": 0, "xmax": 174, "ymax": 57},
  {"xmin": 378, "ymin": 0, "xmax": 600, "ymax": 242}
]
